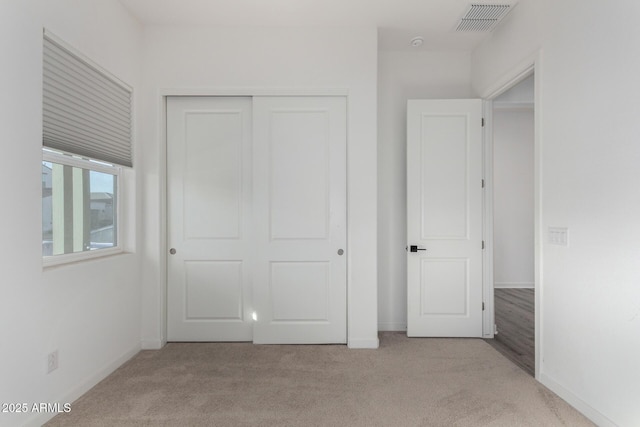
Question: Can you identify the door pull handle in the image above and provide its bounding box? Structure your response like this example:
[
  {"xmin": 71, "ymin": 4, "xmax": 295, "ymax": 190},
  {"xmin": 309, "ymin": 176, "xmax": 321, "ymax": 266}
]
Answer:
[{"xmin": 409, "ymin": 245, "xmax": 426, "ymax": 253}]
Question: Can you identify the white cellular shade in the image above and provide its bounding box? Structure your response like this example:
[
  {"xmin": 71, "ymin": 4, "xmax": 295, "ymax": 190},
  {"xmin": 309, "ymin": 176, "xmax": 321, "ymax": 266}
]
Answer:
[{"xmin": 43, "ymin": 33, "xmax": 132, "ymax": 167}]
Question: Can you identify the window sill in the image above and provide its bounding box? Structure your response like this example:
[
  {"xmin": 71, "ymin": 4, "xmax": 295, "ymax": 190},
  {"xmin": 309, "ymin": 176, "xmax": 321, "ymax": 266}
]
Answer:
[{"xmin": 43, "ymin": 247, "xmax": 124, "ymax": 269}]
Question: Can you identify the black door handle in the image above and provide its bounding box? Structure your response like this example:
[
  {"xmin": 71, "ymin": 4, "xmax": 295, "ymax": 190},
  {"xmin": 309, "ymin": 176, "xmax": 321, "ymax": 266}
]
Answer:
[{"xmin": 409, "ymin": 245, "xmax": 426, "ymax": 253}]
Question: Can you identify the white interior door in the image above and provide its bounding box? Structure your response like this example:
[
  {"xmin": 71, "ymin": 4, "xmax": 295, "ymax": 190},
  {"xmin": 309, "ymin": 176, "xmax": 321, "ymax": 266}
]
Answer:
[
  {"xmin": 252, "ymin": 96, "xmax": 347, "ymax": 344},
  {"xmin": 407, "ymin": 99, "xmax": 484, "ymax": 337},
  {"xmin": 167, "ymin": 97, "xmax": 253, "ymax": 341}
]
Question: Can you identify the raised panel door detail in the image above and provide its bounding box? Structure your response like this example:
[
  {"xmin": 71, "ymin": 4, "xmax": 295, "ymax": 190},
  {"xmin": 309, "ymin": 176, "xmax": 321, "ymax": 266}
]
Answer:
[
  {"xmin": 420, "ymin": 115, "xmax": 469, "ymax": 240},
  {"xmin": 407, "ymin": 99, "xmax": 483, "ymax": 338},
  {"xmin": 167, "ymin": 97, "xmax": 253, "ymax": 342},
  {"xmin": 184, "ymin": 111, "xmax": 244, "ymax": 240},
  {"xmin": 185, "ymin": 261, "xmax": 244, "ymax": 320},
  {"xmin": 269, "ymin": 110, "xmax": 329, "ymax": 240},
  {"xmin": 270, "ymin": 262, "xmax": 330, "ymax": 322},
  {"xmin": 252, "ymin": 96, "xmax": 347, "ymax": 344},
  {"xmin": 420, "ymin": 259, "xmax": 468, "ymax": 316}
]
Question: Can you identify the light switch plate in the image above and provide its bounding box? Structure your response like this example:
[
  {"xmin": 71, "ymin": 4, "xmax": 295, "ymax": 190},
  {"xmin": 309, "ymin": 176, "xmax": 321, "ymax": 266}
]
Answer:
[{"xmin": 548, "ymin": 227, "xmax": 568, "ymax": 246}]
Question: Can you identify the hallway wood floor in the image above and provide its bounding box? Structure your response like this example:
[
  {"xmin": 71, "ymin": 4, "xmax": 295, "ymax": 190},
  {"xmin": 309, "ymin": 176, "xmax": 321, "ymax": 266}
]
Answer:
[{"xmin": 486, "ymin": 288, "xmax": 535, "ymax": 376}]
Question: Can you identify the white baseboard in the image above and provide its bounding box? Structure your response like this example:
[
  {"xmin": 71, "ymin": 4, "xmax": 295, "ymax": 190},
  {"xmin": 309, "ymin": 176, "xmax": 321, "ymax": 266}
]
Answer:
[
  {"xmin": 26, "ymin": 345, "xmax": 141, "ymax": 427},
  {"xmin": 141, "ymin": 339, "xmax": 165, "ymax": 350},
  {"xmin": 348, "ymin": 337, "xmax": 379, "ymax": 349},
  {"xmin": 378, "ymin": 322, "xmax": 407, "ymax": 332},
  {"xmin": 539, "ymin": 372, "xmax": 618, "ymax": 427},
  {"xmin": 494, "ymin": 282, "xmax": 535, "ymax": 289}
]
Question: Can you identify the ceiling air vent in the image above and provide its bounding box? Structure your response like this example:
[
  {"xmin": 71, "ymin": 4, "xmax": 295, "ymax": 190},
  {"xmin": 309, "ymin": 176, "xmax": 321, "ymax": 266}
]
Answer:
[{"xmin": 456, "ymin": 4, "xmax": 512, "ymax": 32}]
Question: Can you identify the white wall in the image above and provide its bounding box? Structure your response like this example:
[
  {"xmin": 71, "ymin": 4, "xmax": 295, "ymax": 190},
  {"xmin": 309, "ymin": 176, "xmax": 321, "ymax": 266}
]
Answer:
[
  {"xmin": 139, "ymin": 26, "xmax": 379, "ymax": 349},
  {"xmin": 473, "ymin": 0, "xmax": 640, "ymax": 425},
  {"xmin": 0, "ymin": 1, "xmax": 142, "ymax": 426},
  {"xmin": 493, "ymin": 107, "xmax": 534, "ymax": 288},
  {"xmin": 377, "ymin": 51, "xmax": 473, "ymax": 331}
]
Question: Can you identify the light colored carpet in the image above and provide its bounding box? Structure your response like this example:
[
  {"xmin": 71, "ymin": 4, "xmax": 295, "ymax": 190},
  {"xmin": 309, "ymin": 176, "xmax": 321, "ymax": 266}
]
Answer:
[{"xmin": 46, "ymin": 332, "xmax": 593, "ymax": 426}]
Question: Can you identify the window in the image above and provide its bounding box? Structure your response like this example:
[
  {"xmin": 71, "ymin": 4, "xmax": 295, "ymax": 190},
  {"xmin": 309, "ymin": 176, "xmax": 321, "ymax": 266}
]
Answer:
[
  {"xmin": 42, "ymin": 150, "xmax": 121, "ymax": 264},
  {"xmin": 42, "ymin": 30, "xmax": 132, "ymax": 266}
]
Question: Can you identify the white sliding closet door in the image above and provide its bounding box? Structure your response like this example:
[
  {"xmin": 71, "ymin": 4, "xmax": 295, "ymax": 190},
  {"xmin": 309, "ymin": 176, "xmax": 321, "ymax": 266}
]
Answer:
[
  {"xmin": 252, "ymin": 96, "xmax": 347, "ymax": 344},
  {"xmin": 166, "ymin": 96, "xmax": 347, "ymax": 344},
  {"xmin": 167, "ymin": 97, "xmax": 253, "ymax": 341}
]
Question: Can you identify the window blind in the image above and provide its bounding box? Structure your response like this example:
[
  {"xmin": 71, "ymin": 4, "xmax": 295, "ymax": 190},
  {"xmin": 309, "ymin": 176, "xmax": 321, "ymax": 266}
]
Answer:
[{"xmin": 43, "ymin": 32, "xmax": 132, "ymax": 167}]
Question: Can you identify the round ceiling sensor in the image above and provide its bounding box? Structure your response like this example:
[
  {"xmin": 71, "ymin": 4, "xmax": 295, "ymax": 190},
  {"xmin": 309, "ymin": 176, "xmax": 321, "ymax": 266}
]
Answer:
[{"xmin": 410, "ymin": 36, "xmax": 424, "ymax": 47}]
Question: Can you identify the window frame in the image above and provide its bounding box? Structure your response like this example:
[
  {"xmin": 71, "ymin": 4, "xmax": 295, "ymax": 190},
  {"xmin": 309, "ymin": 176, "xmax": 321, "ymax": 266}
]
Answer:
[{"xmin": 42, "ymin": 149, "xmax": 123, "ymax": 267}]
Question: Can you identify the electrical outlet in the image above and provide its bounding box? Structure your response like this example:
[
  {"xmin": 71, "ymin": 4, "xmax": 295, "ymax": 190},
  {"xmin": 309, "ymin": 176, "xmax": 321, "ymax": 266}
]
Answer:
[{"xmin": 47, "ymin": 350, "xmax": 58, "ymax": 374}]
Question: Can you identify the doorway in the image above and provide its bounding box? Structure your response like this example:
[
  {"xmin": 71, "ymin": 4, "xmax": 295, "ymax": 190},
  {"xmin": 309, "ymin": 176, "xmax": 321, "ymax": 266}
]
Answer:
[{"xmin": 486, "ymin": 74, "xmax": 535, "ymax": 375}]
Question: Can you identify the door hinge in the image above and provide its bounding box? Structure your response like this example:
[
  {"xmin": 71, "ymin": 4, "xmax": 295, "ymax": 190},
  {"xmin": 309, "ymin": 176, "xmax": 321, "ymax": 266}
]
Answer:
[
  {"xmin": 482, "ymin": 302, "xmax": 485, "ymax": 311},
  {"xmin": 482, "ymin": 240, "xmax": 485, "ymax": 250},
  {"xmin": 482, "ymin": 179, "xmax": 485, "ymax": 188},
  {"xmin": 481, "ymin": 117, "xmax": 485, "ymax": 127}
]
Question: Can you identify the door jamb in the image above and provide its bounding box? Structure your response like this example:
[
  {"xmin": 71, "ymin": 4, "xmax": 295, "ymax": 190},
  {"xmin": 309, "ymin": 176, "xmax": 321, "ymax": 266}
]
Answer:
[
  {"xmin": 482, "ymin": 100, "xmax": 495, "ymax": 340},
  {"xmin": 480, "ymin": 52, "xmax": 542, "ymax": 380}
]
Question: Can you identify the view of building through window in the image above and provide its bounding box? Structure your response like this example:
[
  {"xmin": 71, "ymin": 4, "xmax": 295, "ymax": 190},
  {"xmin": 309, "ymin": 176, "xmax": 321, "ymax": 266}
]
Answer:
[{"xmin": 42, "ymin": 160, "xmax": 117, "ymax": 256}]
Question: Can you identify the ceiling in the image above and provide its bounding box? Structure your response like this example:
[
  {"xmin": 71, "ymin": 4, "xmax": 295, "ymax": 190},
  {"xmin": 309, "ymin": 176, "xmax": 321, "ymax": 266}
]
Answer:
[{"xmin": 118, "ymin": 0, "xmax": 515, "ymax": 51}]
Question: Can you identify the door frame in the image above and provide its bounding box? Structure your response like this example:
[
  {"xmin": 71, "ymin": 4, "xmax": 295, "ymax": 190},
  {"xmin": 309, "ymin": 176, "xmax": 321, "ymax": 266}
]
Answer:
[
  {"xmin": 158, "ymin": 88, "xmax": 350, "ymax": 347},
  {"xmin": 480, "ymin": 51, "xmax": 542, "ymax": 379}
]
